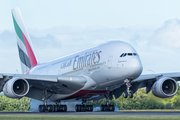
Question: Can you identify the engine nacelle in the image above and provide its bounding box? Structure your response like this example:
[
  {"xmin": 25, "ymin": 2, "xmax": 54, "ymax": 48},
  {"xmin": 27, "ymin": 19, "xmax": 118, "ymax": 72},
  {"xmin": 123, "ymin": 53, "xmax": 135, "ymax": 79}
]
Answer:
[
  {"xmin": 152, "ymin": 77, "xmax": 178, "ymax": 98},
  {"xmin": 3, "ymin": 77, "xmax": 29, "ymax": 98}
]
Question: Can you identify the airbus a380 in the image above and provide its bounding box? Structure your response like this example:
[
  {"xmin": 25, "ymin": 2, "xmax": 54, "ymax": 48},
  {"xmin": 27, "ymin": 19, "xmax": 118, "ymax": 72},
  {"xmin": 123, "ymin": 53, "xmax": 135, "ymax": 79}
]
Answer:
[{"xmin": 0, "ymin": 7, "xmax": 179, "ymax": 112}]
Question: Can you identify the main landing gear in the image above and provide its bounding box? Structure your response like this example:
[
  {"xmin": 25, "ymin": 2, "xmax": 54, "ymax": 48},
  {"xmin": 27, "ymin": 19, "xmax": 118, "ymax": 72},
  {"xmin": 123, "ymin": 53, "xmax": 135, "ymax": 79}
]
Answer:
[
  {"xmin": 39, "ymin": 104, "xmax": 67, "ymax": 112},
  {"xmin": 101, "ymin": 105, "xmax": 115, "ymax": 111},
  {"xmin": 75, "ymin": 99, "xmax": 93, "ymax": 112},
  {"xmin": 123, "ymin": 79, "xmax": 133, "ymax": 98},
  {"xmin": 100, "ymin": 94, "xmax": 115, "ymax": 112},
  {"xmin": 75, "ymin": 105, "xmax": 93, "ymax": 112},
  {"xmin": 38, "ymin": 89, "xmax": 67, "ymax": 112}
]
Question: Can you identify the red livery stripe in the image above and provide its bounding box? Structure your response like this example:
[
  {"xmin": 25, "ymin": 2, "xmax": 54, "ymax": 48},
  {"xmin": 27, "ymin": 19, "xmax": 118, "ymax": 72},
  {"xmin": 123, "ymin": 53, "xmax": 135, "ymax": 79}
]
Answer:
[
  {"xmin": 64, "ymin": 90, "xmax": 108, "ymax": 100},
  {"xmin": 21, "ymin": 30, "xmax": 37, "ymax": 67}
]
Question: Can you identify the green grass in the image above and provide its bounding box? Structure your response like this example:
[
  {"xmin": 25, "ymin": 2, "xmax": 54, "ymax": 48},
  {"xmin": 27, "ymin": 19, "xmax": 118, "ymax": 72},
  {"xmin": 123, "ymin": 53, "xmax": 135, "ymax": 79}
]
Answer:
[
  {"xmin": 0, "ymin": 115, "xmax": 180, "ymax": 120},
  {"xmin": 119, "ymin": 109, "xmax": 180, "ymax": 111}
]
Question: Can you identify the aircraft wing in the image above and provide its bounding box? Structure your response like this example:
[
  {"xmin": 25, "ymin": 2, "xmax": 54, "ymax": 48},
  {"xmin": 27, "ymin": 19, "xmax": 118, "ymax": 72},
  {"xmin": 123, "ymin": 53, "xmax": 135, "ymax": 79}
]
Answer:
[
  {"xmin": 0, "ymin": 73, "xmax": 87, "ymax": 101},
  {"xmin": 132, "ymin": 72, "xmax": 180, "ymax": 88},
  {"xmin": 113, "ymin": 72, "xmax": 180, "ymax": 99}
]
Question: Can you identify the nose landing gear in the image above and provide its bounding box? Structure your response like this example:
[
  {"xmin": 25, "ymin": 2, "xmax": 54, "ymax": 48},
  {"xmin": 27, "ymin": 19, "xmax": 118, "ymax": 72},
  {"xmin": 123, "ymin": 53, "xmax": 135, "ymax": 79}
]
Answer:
[{"xmin": 124, "ymin": 79, "xmax": 133, "ymax": 98}]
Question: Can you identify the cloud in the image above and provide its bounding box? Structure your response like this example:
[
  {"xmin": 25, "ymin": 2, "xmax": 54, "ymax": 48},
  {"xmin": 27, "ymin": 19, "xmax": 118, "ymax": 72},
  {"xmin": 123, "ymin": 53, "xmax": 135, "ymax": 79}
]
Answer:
[
  {"xmin": 1, "ymin": 19, "xmax": 180, "ymax": 74},
  {"xmin": 0, "ymin": 26, "xmax": 138, "ymax": 72},
  {"xmin": 0, "ymin": 30, "xmax": 20, "ymax": 73},
  {"xmin": 150, "ymin": 19, "xmax": 180, "ymax": 48},
  {"xmin": 28, "ymin": 26, "xmax": 137, "ymax": 62},
  {"xmin": 133, "ymin": 19, "xmax": 180, "ymax": 74}
]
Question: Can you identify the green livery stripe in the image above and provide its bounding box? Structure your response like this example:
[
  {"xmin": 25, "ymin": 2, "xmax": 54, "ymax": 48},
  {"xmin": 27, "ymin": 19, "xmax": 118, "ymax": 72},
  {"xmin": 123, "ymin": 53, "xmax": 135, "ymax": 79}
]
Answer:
[{"xmin": 12, "ymin": 14, "xmax": 25, "ymax": 45}]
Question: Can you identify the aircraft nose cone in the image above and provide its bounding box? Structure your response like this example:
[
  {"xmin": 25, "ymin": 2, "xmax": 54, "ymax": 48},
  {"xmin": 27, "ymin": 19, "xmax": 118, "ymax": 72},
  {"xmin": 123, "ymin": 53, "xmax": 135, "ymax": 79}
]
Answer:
[{"xmin": 128, "ymin": 58, "xmax": 143, "ymax": 79}]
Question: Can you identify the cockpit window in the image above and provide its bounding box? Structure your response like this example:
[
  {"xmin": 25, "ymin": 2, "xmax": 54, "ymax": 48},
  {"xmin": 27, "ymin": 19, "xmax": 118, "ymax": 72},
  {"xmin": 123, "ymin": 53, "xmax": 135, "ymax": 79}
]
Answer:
[
  {"xmin": 123, "ymin": 53, "xmax": 127, "ymax": 57},
  {"xmin": 133, "ymin": 53, "xmax": 137, "ymax": 56},
  {"xmin": 120, "ymin": 53, "xmax": 138, "ymax": 57},
  {"xmin": 128, "ymin": 53, "xmax": 132, "ymax": 56},
  {"xmin": 120, "ymin": 53, "xmax": 124, "ymax": 57}
]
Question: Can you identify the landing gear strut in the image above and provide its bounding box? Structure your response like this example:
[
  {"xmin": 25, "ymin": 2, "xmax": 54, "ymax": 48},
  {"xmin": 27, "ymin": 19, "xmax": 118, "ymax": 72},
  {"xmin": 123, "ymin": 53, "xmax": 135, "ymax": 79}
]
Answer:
[
  {"xmin": 124, "ymin": 79, "xmax": 133, "ymax": 98},
  {"xmin": 38, "ymin": 89, "xmax": 67, "ymax": 112},
  {"xmin": 75, "ymin": 99, "xmax": 93, "ymax": 112},
  {"xmin": 100, "ymin": 94, "xmax": 115, "ymax": 111}
]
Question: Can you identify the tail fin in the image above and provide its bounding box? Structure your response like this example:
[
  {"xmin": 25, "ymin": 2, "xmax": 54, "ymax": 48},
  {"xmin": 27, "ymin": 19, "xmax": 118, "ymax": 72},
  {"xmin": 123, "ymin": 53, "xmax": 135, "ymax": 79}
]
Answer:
[{"xmin": 11, "ymin": 8, "xmax": 38, "ymax": 74}]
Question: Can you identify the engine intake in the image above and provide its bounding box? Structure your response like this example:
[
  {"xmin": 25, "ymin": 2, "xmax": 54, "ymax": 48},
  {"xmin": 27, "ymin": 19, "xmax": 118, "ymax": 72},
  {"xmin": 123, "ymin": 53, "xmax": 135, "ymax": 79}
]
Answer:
[
  {"xmin": 152, "ymin": 77, "xmax": 178, "ymax": 98},
  {"xmin": 3, "ymin": 77, "xmax": 29, "ymax": 98}
]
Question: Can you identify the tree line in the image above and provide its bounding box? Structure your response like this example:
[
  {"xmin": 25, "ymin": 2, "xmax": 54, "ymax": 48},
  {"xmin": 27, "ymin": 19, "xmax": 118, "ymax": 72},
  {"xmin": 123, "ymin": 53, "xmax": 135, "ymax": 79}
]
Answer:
[
  {"xmin": 88, "ymin": 84, "xmax": 180, "ymax": 109},
  {"xmin": 0, "ymin": 95, "xmax": 30, "ymax": 111}
]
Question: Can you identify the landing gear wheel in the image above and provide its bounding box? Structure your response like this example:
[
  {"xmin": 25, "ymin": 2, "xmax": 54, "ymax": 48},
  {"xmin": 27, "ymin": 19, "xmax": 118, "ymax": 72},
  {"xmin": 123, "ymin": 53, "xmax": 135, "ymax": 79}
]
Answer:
[
  {"xmin": 54, "ymin": 105, "xmax": 58, "ymax": 112},
  {"xmin": 38, "ymin": 105, "xmax": 45, "ymax": 112},
  {"xmin": 47, "ymin": 105, "xmax": 53, "ymax": 112},
  {"xmin": 129, "ymin": 92, "xmax": 133, "ymax": 98},
  {"xmin": 102, "ymin": 105, "xmax": 107, "ymax": 111},
  {"xmin": 57, "ymin": 105, "xmax": 61, "ymax": 112},
  {"xmin": 104, "ymin": 105, "xmax": 108, "ymax": 111},
  {"xmin": 90, "ymin": 105, "xmax": 93, "ymax": 112},
  {"xmin": 75, "ymin": 105, "xmax": 80, "ymax": 112},
  {"xmin": 86, "ymin": 105, "xmax": 90, "ymax": 111},
  {"xmin": 76, "ymin": 105, "xmax": 93, "ymax": 112},
  {"xmin": 61, "ymin": 105, "xmax": 67, "ymax": 112},
  {"xmin": 101, "ymin": 105, "xmax": 104, "ymax": 111},
  {"xmin": 100, "ymin": 105, "xmax": 114, "ymax": 111},
  {"xmin": 109, "ymin": 105, "xmax": 115, "ymax": 111},
  {"xmin": 81, "ymin": 105, "xmax": 86, "ymax": 112},
  {"xmin": 123, "ymin": 91, "xmax": 128, "ymax": 98}
]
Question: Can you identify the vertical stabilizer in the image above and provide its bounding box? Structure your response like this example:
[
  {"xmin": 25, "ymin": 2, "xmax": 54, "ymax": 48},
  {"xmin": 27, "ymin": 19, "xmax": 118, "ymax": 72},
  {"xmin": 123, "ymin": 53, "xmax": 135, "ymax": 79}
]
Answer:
[{"xmin": 11, "ymin": 8, "xmax": 38, "ymax": 74}]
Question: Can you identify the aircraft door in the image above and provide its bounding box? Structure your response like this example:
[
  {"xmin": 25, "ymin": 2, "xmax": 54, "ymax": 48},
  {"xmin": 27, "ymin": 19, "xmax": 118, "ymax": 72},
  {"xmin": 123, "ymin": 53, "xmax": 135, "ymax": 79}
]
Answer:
[{"xmin": 108, "ymin": 56, "xmax": 113, "ymax": 69}]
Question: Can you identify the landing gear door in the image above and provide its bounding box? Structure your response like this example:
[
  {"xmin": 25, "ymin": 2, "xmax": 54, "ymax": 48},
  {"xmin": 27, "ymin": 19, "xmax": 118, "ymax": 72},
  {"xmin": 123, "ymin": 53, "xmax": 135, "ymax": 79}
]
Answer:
[{"xmin": 108, "ymin": 56, "xmax": 113, "ymax": 69}]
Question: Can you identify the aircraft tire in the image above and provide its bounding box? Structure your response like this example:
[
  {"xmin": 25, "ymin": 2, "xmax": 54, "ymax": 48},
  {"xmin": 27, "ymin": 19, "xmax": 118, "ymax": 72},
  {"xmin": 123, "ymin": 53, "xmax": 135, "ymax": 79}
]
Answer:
[
  {"xmin": 103, "ymin": 105, "xmax": 107, "ymax": 111},
  {"xmin": 38, "ymin": 105, "xmax": 42, "ymax": 112},
  {"xmin": 86, "ymin": 105, "xmax": 90, "ymax": 111},
  {"xmin": 129, "ymin": 92, "xmax": 133, "ymax": 98},
  {"xmin": 38, "ymin": 105, "xmax": 45, "ymax": 112},
  {"xmin": 90, "ymin": 105, "xmax": 93, "ymax": 111},
  {"xmin": 123, "ymin": 91, "xmax": 128, "ymax": 98},
  {"xmin": 62, "ymin": 105, "xmax": 67, "ymax": 112},
  {"xmin": 109, "ymin": 105, "xmax": 115, "ymax": 111},
  {"xmin": 76, "ymin": 105, "xmax": 80, "ymax": 112},
  {"xmin": 80, "ymin": 105, "xmax": 85, "ymax": 112},
  {"xmin": 53, "ymin": 105, "xmax": 58, "ymax": 112},
  {"xmin": 100, "ymin": 105, "xmax": 115, "ymax": 111},
  {"xmin": 75, "ymin": 105, "xmax": 78, "ymax": 112},
  {"xmin": 101, "ymin": 105, "xmax": 104, "ymax": 111},
  {"xmin": 47, "ymin": 105, "xmax": 53, "ymax": 112}
]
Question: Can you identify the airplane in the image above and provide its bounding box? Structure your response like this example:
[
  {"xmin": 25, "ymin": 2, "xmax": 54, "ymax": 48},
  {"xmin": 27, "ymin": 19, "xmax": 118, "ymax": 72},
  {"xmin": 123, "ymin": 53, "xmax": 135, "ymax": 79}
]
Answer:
[{"xmin": 0, "ymin": 7, "xmax": 179, "ymax": 112}]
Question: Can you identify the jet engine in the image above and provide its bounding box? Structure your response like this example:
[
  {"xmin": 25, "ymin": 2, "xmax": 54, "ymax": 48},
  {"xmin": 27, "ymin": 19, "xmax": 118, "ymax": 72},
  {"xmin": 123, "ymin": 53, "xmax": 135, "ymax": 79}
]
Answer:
[
  {"xmin": 3, "ymin": 77, "xmax": 29, "ymax": 98},
  {"xmin": 152, "ymin": 77, "xmax": 178, "ymax": 98}
]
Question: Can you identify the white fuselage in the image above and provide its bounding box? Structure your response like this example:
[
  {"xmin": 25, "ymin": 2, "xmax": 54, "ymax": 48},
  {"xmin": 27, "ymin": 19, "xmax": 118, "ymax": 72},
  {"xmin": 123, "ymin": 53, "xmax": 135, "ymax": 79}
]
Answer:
[{"xmin": 28, "ymin": 41, "xmax": 143, "ymax": 101}]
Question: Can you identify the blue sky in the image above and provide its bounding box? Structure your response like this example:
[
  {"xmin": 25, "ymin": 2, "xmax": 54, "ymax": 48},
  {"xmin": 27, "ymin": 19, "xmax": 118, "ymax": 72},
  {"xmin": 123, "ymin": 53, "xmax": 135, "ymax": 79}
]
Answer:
[
  {"xmin": 1, "ymin": 0, "xmax": 180, "ymax": 31},
  {"xmin": 1, "ymin": 0, "xmax": 180, "ymax": 74}
]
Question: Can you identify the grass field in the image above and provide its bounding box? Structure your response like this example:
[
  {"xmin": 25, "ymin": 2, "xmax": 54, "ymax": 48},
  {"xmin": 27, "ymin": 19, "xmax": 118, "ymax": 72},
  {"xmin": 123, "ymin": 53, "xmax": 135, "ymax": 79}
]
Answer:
[
  {"xmin": 118, "ymin": 109, "xmax": 180, "ymax": 111},
  {"xmin": 0, "ymin": 115, "xmax": 180, "ymax": 120}
]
